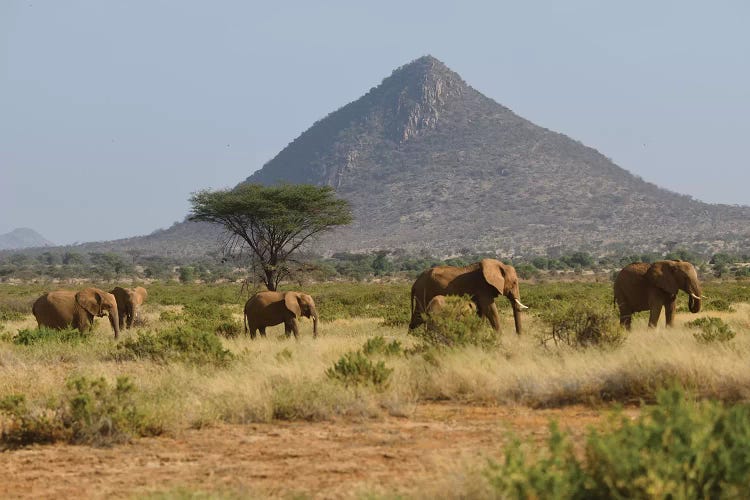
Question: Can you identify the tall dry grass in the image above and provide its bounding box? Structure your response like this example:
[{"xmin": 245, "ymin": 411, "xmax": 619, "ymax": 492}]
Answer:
[{"xmin": 1, "ymin": 284, "xmax": 750, "ymax": 436}]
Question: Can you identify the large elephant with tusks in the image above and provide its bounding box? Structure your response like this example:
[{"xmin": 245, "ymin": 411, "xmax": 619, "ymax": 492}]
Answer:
[{"xmin": 409, "ymin": 259, "xmax": 528, "ymax": 334}]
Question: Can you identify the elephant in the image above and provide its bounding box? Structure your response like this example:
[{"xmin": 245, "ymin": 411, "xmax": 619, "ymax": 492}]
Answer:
[
  {"xmin": 109, "ymin": 286, "xmax": 148, "ymax": 329},
  {"xmin": 409, "ymin": 258, "xmax": 528, "ymax": 334},
  {"xmin": 614, "ymin": 260, "xmax": 702, "ymax": 329},
  {"xmin": 31, "ymin": 287, "xmax": 120, "ymax": 338},
  {"xmin": 243, "ymin": 291, "xmax": 318, "ymax": 340}
]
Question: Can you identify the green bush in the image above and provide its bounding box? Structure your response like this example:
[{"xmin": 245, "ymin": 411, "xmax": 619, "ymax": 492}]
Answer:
[
  {"xmin": 362, "ymin": 335, "xmax": 402, "ymax": 356},
  {"xmin": 0, "ymin": 394, "xmax": 66, "ymax": 449},
  {"xmin": 326, "ymin": 351, "xmax": 392, "ymax": 389},
  {"xmin": 13, "ymin": 326, "xmax": 90, "ymax": 345},
  {"xmin": 539, "ymin": 302, "xmax": 625, "ymax": 349},
  {"xmin": 64, "ymin": 376, "xmax": 149, "ymax": 446},
  {"xmin": 159, "ymin": 310, "xmax": 182, "ymax": 322},
  {"xmin": 687, "ymin": 317, "xmax": 736, "ymax": 344},
  {"xmin": 485, "ymin": 388, "xmax": 750, "ymax": 499},
  {"xmin": 412, "ymin": 296, "xmax": 496, "ymax": 349},
  {"xmin": 112, "ymin": 327, "xmax": 233, "ymax": 366},
  {"xmin": 704, "ymin": 298, "xmax": 735, "ymax": 312},
  {"xmin": 215, "ymin": 320, "xmax": 243, "ymax": 338},
  {"xmin": 1, "ymin": 376, "xmax": 157, "ymax": 449}
]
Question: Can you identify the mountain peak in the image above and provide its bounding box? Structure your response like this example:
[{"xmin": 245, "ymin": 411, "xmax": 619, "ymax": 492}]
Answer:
[
  {"xmin": 0, "ymin": 227, "xmax": 55, "ymax": 250},
  {"xmin": 240, "ymin": 56, "xmax": 750, "ymax": 255},
  {"xmin": 379, "ymin": 56, "xmax": 467, "ymax": 141}
]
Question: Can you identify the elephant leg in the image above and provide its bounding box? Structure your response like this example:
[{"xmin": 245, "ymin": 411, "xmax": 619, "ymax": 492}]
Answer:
[
  {"xmin": 284, "ymin": 319, "xmax": 299, "ymax": 339},
  {"xmin": 648, "ymin": 303, "xmax": 663, "ymax": 328},
  {"xmin": 478, "ymin": 299, "xmax": 501, "ymax": 333},
  {"xmin": 259, "ymin": 327, "xmax": 266, "ymax": 338},
  {"xmin": 620, "ymin": 313, "xmax": 632, "ymax": 330},
  {"xmin": 617, "ymin": 305, "xmax": 632, "ymax": 330},
  {"xmin": 409, "ymin": 300, "xmax": 426, "ymax": 330},
  {"xmin": 664, "ymin": 298, "xmax": 677, "ymax": 327}
]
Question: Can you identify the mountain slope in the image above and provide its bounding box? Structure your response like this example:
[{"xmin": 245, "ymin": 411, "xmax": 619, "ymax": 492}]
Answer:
[
  {"xmin": 245, "ymin": 55, "xmax": 750, "ymax": 256},
  {"xmin": 21, "ymin": 55, "xmax": 749, "ymax": 259},
  {"xmin": 0, "ymin": 228, "xmax": 55, "ymax": 250}
]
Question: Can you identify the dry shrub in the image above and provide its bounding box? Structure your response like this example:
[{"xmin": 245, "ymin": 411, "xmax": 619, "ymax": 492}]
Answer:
[
  {"xmin": 413, "ymin": 296, "xmax": 496, "ymax": 349},
  {"xmin": 538, "ymin": 302, "xmax": 625, "ymax": 349}
]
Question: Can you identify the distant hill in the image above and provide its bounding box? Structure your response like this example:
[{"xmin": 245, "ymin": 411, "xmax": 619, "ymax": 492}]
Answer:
[
  {"xmin": 244, "ymin": 55, "xmax": 750, "ymax": 256},
  {"xmin": 16, "ymin": 55, "xmax": 750, "ymax": 259},
  {"xmin": 0, "ymin": 228, "xmax": 55, "ymax": 250}
]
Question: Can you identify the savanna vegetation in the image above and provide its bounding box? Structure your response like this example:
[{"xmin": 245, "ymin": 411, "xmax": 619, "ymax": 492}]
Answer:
[{"xmin": 1, "ymin": 278, "xmax": 749, "ymax": 497}]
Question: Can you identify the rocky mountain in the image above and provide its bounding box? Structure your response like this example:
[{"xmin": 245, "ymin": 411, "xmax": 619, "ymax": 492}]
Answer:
[
  {"xmin": 16, "ymin": 55, "xmax": 750, "ymax": 259},
  {"xmin": 0, "ymin": 228, "xmax": 55, "ymax": 250},
  {"xmin": 244, "ymin": 55, "xmax": 750, "ymax": 256}
]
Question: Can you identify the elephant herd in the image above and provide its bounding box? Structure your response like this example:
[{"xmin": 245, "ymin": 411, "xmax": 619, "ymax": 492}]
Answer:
[
  {"xmin": 29, "ymin": 258, "xmax": 704, "ymax": 340},
  {"xmin": 31, "ymin": 286, "xmax": 148, "ymax": 339}
]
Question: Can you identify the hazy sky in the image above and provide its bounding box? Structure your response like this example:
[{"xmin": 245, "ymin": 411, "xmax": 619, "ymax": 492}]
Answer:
[{"xmin": 1, "ymin": 1, "xmax": 748, "ymax": 245}]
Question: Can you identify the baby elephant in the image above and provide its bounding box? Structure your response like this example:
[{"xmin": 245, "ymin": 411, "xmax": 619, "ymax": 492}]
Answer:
[
  {"xmin": 425, "ymin": 295, "xmax": 478, "ymax": 331},
  {"xmin": 426, "ymin": 295, "xmax": 477, "ymax": 316},
  {"xmin": 243, "ymin": 291, "xmax": 318, "ymax": 339},
  {"xmin": 109, "ymin": 286, "xmax": 148, "ymax": 329}
]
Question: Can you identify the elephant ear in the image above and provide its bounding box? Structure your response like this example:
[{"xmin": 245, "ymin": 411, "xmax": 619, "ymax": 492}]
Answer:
[
  {"xmin": 284, "ymin": 292, "xmax": 302, "ymax": 318},
  {"xmin": 135, "ymin": 287, "xmax": 148, "ymax": 302},
  {"xmin": 480, "ymin": 259, "xmax": 506, "ymax": 295},
  {"xmin": 646, "ymin": 261, "xmax": 679, "ymax": 295},
  {"xmin": 76, "ymin": 288, "xmax": 103, "ymax": 316}
]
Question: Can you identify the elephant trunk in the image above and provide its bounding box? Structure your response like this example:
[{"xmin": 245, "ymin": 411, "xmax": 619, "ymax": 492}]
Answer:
[
  {"xmin": 311, "ymin": 306, "xmax": 319, "ymax": 338},
  {"xmin": 688, "ymin": 293, "xmax": 702, "ymax": 314},
  {"xmin": 508, "ymin": 296, "xmax": 523, "ymax": 335},
  {"xmin": 687, "ymin": 278, "xmax": 702, "ymax": 314},
  {"xmin": 109, "ymin": 304, "xmax": 120, "ymax": 339}
]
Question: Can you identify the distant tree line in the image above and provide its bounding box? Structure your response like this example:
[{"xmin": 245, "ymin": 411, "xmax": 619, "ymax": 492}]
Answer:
[{"xmin": 1, "ymin": 248, "xmax": 749, "ymax": 283}]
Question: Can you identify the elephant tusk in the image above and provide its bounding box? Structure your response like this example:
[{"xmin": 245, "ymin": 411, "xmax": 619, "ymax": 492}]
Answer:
[
  {"xmin": 514, "ymin": 299, "xmax": 529, "ymax": 310},
  {"xmin": 690, "ymin": 293, "xmax": 702, "ymax": 300}
]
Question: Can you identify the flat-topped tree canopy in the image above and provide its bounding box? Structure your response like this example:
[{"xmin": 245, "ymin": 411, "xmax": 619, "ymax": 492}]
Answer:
[{"xmin": 189, "ymin": 183, "xmax": 352, "ymax": 290}]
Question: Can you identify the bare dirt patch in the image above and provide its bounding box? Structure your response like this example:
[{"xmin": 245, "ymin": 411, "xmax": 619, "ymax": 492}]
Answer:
[{"xmin": 0, "ymin": 403, "xmax": 636, "ymax": 499}]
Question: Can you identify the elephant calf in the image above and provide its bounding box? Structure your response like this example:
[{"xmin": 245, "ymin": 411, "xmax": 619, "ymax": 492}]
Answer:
[
  {"xmin": 425, "ymin": 295, "xmax": 478, "ymax": 330},
  {"xmin": 110, "ymin": 286, "xmax": 148, "ymax": 329},
  {"xmin": 425, "ymin": 295, "xmax": 477, "ymax": 316},
  {"xmin": 32, "ymin": 287, "xmax": 120, "ymax": 338},
  {"xmin": 614, "ymin": 260, "xmax": 702, "ymax": 329},
  {"xmin": 243, "ymin": 291, "xmax": 318, "ymax": 340}
]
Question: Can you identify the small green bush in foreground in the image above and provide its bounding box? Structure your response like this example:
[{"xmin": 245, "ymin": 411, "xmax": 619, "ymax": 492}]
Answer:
[
  {"xmin": 326, "ymin": 351, "xmax": 393, "ymax": 389},
  {"xmin": 362, "ymin": 335, "xmax": 402, "ymax": 356},
  {"xmin": 112, "ymin": 327, "xmax": 233, "ymax": 366},
  {"xmin": 412, "ymin": 296, "xmax": 496, "ymax": 349},
  {"xmin": 65, "ymin": 376, "xmax": 148, "ymax": 446},
  {"xmin": 1, "ymin": 376, "xmax": 157, "ymax": 449},
  {"xmin": 486, "ymin": 388, "xmax": 750, "ymax": 499},
  {"xmin": 13, "ymin": 326, "xmax": 90, "ymax": 345},
  {"xmin": 687, "ymin": 317, "xmax": 736, "ymax": 344},
  {"xmin": 0, "ymin": 394, "xmax": 65, "ymax": 449},
  {"xmin": 538, "ymin": 302, "xmax": 625, "ymax": 349}
]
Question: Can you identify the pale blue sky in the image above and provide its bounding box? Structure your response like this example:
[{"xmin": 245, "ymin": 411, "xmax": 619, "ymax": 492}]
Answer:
[{"xmin": 1, "ymin": 1, "xmax": 748, "ymax": 245}]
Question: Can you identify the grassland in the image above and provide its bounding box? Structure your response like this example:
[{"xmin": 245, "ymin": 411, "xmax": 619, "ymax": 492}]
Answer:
[
  {"xmin": 2, "ymin": 280, "xmax": 749, "ymax": 431},
  {"xmin": 1, "ymin": 279, "xmax": 749, "ymax": 497}
]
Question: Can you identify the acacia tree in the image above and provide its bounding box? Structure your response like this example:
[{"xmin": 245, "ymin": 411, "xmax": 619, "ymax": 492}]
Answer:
[{"xmin": 189, "ymin": 184, "xmax": 352, "ymax": 291}]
